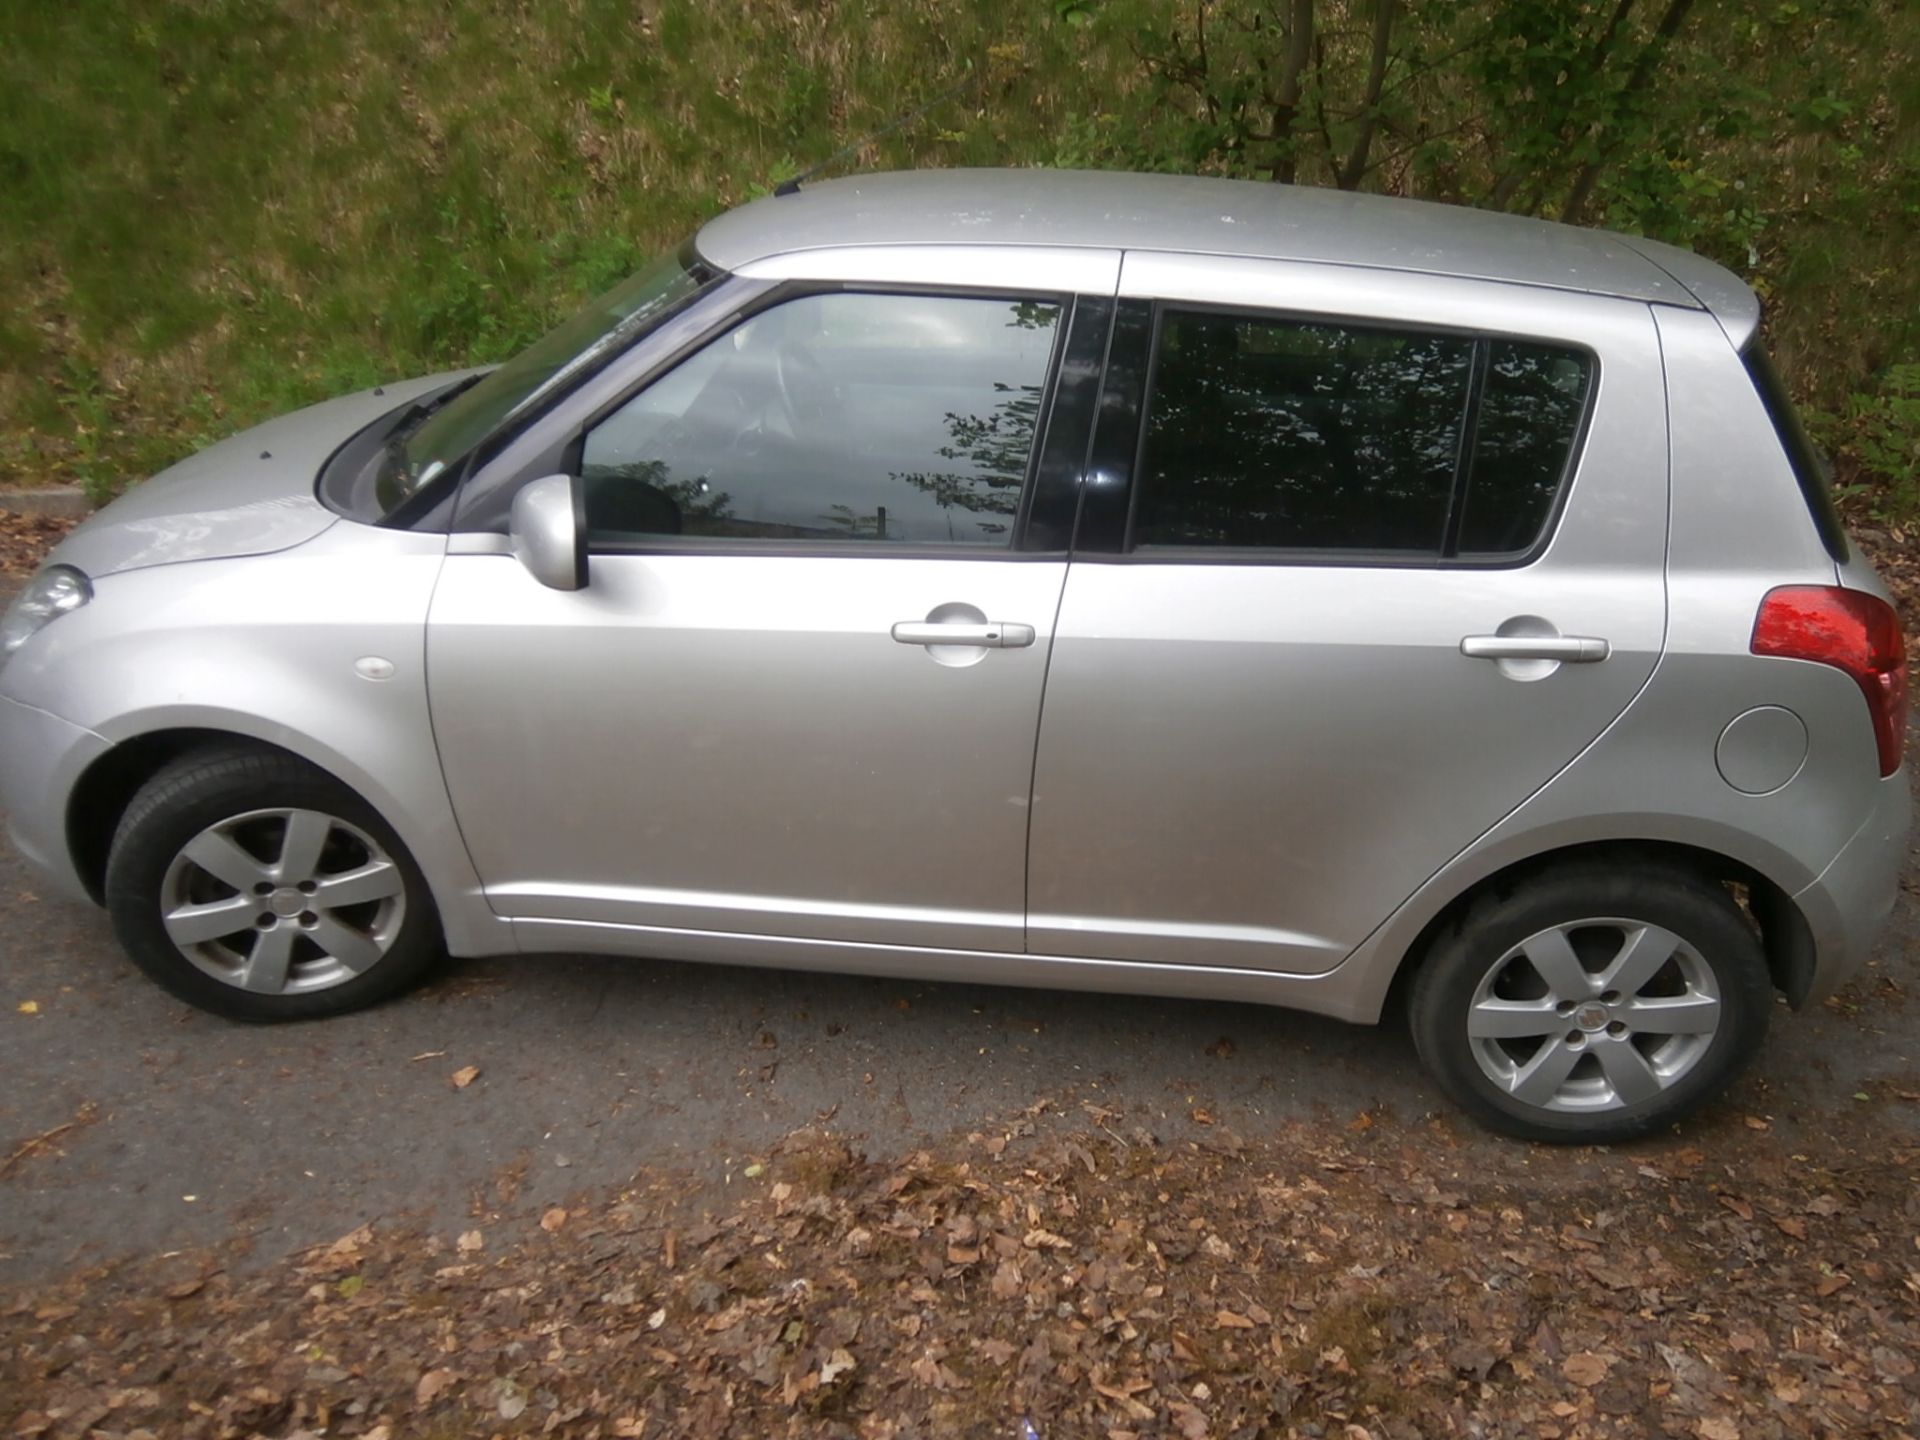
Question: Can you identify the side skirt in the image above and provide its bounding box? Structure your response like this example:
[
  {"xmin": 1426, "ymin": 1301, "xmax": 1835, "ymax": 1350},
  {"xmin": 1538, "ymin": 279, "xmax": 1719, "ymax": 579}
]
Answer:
[{"xmin": 507, "ymin": 916, "xmax": 1382, "ymax": 1024}]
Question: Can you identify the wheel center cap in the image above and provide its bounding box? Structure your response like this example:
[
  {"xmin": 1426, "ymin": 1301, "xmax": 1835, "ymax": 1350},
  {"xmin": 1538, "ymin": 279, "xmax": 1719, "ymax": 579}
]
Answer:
[
  {"xmin": 1575, "ymin": 1003, "xmax": 1610, "ymax": 1032},
  {"xmin": 268, "ymin": 887, "xmax": 305, "ymax": 917}
]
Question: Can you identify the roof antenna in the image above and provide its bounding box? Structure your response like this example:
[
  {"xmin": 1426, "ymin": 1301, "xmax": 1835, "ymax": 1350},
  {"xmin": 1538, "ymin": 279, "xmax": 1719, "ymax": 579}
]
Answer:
[{"xmin": 772, "ymin": 66, "xmax": 979, "ymax": 197}]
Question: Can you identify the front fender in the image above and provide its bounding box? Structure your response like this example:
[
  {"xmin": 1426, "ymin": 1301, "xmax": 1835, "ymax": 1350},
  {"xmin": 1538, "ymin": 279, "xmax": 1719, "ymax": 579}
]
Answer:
[{"xmin": 3, "ymin": 525, "xmax": 506, "ymax": 957}]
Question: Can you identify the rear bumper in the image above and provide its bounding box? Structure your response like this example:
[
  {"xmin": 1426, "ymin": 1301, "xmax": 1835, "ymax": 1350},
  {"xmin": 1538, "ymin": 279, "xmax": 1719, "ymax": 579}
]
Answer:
[
  {"xmin": 0, "ymin": 693, "xmax": 109, "ymax": 904},
  {"xmin": 1793, "ymin": 768, "xmax": 1911, "ymax": 1004}
]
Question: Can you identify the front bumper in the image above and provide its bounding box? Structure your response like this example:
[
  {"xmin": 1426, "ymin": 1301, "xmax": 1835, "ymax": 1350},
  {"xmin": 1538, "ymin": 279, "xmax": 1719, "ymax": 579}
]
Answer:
[
  {"xmin": 0, "ymin": 692, "xmax": 110, "ymax": 904},
  {"xmin": 1793, "ymin": 768, "xmax": 1912, "ymax": 1005}
]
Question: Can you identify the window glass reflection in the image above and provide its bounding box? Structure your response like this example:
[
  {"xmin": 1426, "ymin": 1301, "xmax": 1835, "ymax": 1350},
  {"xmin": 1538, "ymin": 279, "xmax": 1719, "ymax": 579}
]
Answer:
[
  {"xmin": 1457, "ymin": 341, "xmax": 1591, "ymax": 555},
  {"xmin": 1133, "ymin": 311, "xmax": 1473, "ymax": 552},
  {"xmin": 582, "ymin": 293, "xmax": 1061, "ymax": 546}
]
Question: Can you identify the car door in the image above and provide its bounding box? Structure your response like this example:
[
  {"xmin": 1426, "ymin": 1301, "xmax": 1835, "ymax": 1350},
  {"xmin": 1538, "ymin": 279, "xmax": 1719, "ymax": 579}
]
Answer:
[
  {"xmin": 427, "ymin": 284, "xmax": 1110, "ymax": 954},
  {"xmin": 1027, "ymin": 253, "xmax": 1670, "ymax": 973}
]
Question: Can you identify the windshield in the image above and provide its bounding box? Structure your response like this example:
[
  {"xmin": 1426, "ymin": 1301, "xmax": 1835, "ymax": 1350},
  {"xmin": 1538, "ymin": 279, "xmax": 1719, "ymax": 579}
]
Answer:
[{"xmin": 372, "ymin": 244, "xmax": 716, "ymax": 514}]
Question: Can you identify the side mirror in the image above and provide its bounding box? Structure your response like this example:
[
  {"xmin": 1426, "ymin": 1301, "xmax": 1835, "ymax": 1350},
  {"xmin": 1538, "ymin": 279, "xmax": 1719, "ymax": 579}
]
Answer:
[{"xmin": 509, "ymin": 474, "xmax": 587, "ymax": 591}]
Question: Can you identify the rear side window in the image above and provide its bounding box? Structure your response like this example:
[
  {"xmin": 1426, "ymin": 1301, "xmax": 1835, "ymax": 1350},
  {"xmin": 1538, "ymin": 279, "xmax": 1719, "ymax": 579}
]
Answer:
[
  {"xmin": 1743, "ymin": 342, "xmax": 1849, "ymax": 562},
  {"xmin": 1131, "ymin": 312, "xmax": 1472, "ymax": 553},
  {"xmin": 1129, "ymin": 308, "xmax": 1592, "ymax": 561}
]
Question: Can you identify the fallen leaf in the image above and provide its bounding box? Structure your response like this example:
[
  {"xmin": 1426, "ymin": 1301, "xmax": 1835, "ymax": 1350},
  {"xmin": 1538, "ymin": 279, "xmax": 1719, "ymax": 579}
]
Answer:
[
  {"xmin": 820, "ymin": 1347, "xmax": 856, "ymax": 1384},
  {"xmin": 540, "ymin": 1207, "xmax": 567, "ymax": 1233},
  {"xmin": 415, "ymin": 1368, "xmax": 455, "ymax": 1406},
  {"xmin": 16, "ymin": 1000, "xmax": 38, "ymax": 1015},
  {"xmin": 456, "ymin": 1230, "xmax": 484, "ymax": 1253},
  {"xmin": 1773, "ymin": 1215, "xmax": 1807, "ymax": 1240},
  {"xmin": 1698, "ymin": 1419, "xmax": 1740, "ymax": 1440},
  {"xmin": 1214, "ymin": 1308, "xmax": 1256, "ymax": 1329},
  {"xmin": 1815, "ymin": 1273, "xmax": 1851, "ymax": 1297},
  {"xmin": 1563, "ymin": 1352, "xmax": 1611, "ymax": 1387},
  {"xmin": 450, "ymin": 1065, "xmax": 480, "ymax": 1089}
]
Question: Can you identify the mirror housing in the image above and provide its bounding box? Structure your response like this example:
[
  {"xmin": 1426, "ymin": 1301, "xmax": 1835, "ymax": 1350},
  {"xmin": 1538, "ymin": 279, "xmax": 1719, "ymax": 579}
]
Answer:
[{"xmin": 509, "ymin": 474, "xmax": 587, "ymax": 591}]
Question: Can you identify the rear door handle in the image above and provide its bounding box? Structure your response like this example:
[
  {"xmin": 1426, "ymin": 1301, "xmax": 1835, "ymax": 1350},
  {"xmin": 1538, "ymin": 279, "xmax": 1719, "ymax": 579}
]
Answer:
[
  {"xmin": 1460, "ymin": 635, "xmax": 1610, "ymax": 663},
  {"xmin": 891, "ymin": 621, "xmax": 1036, "ymax": 649}
]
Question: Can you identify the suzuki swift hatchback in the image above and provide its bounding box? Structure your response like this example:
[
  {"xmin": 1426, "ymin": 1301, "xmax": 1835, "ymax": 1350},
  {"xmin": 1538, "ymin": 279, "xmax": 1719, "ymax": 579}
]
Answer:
[{"xmin": 1, "ymin": 170, "xmax": 1906, "ymax": 1141}]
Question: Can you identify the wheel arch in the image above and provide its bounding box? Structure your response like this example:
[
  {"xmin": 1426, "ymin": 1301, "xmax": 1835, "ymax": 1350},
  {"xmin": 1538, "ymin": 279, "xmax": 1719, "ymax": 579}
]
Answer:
[
  {"xmin": 68, "ymin": 728, "xmax": 352, "ymax": 904},
  {"xmin": 1372, "ymin": 837, "xmax": 1817, "ymax": 1025}
]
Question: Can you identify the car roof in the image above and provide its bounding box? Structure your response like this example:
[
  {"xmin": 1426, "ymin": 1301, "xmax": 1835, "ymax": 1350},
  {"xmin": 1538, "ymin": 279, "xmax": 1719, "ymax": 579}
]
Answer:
[{"xmin": 696, "ymin": 168, "xmax": 1757, "ymax": 330}]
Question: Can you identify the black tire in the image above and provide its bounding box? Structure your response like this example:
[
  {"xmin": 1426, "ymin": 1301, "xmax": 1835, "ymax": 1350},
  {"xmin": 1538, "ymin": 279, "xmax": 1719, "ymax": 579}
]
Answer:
[
  {"xmin": 104, "ymin": 746, "xmax": 442, "ymax": 1021},
  {"xmin": 1409, "ymin": 862, "xmax": 1772, "ymax": 1144}
]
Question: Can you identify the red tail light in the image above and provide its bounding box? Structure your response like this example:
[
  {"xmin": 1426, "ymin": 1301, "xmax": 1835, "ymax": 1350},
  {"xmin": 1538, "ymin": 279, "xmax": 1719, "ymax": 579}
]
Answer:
[{"xmin": 1751, "ymin": 585, "xmax": 1908, "ymax": 777}]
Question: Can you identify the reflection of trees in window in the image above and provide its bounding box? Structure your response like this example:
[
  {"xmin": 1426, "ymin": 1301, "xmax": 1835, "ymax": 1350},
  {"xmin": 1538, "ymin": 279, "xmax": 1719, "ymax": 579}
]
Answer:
[
  {"xmin": 888, "ymin": 380, "xmax": 1043, "ymax": 525},
  {"xmin": 1458, "ymin": 342, "xmax": 1590, "ymax": 554},
  {"xmin": 1138, "ymin": 313, "xmax": 1471, "ymax": 550}
]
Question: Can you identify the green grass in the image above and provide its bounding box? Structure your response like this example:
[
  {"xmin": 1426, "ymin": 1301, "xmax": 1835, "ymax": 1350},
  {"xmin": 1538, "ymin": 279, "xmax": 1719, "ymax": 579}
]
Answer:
[{"xmin": 1, "ymin": 1, "xmax": 1914, "ymax": 512}]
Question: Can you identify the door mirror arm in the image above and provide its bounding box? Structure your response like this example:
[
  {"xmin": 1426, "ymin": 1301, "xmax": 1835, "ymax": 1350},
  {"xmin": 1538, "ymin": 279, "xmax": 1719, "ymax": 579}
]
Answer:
[{"xmin": 508, "ymin": 474, "xmax": 588, "ymax": 591}]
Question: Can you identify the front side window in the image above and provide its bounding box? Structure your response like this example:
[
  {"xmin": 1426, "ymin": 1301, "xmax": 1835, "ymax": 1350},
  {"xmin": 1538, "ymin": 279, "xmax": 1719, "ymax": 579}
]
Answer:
[
  {"xmin": 582, "ymin": 292, "xmax": 1062, "ymax": 548},
  {"xmin": 1130, "ymin": 308, "xmax": 1592, "ymax": 560}
]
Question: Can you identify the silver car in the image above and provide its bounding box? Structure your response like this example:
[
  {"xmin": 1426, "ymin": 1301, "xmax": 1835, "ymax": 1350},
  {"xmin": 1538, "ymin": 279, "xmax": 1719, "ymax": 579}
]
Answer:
[{"xmin": 1, "ymin": 170, "xmax": 1906, "ymax": 1142}]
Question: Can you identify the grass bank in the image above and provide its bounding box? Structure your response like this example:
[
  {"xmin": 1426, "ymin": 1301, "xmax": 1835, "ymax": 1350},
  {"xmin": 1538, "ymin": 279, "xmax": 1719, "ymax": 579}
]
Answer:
[{"xmin": 1, "ymin": 1, "xmax": 1914, "ymax": 513}]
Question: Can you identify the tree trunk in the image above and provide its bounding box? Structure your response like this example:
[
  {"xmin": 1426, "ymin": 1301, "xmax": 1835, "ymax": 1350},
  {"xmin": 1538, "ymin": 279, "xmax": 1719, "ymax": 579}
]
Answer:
[
  {"xmin": 1270, "ymin": 0, "xmax": 1314, "ymax": 183},
  {"xmin": 1338, "ymin": 0, "xmax": 1397, "ymax": 190},
  {"xmin": 1561, "ymin": 0, "xmax": 1696, "ymax": 225}
]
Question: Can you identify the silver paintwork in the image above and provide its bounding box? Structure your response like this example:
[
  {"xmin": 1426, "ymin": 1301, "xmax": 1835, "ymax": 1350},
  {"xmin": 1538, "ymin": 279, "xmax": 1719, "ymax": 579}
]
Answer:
[
  {"xmin": 427, "ymin": 553, "xmax": 1067, "ymax": 951},
  {"xmin": 508, "ymin": 474, "xmax": 584, "ymax": 591},
  {"xmin": 1467, "ymin": 919, "xmax": 1720, "ymax": 1111},
  {"xmin": 700, "ymin": 170, "xmax": 1706, "ymax": 310},
  {"xmin": 0, "ymin": 171, "xmax": 1904, "ymax": 1072},
  {"xmin": 160, "ymin": 806, "xmax": 406, "ymax": 994},
  {"xmin": 54, "ymin": 371, "xmax": 477, "ymax": 578}
]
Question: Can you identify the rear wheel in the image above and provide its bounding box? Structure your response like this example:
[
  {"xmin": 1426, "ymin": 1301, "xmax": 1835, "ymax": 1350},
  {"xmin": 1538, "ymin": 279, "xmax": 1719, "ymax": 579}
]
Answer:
[
  {"xmin": 1410, "ymin": 863, "xmax": 1772, "ymax": 1143},
  {"xmin": 105, "ymin": 747, "xmax": 441, "ymax": 1021}
]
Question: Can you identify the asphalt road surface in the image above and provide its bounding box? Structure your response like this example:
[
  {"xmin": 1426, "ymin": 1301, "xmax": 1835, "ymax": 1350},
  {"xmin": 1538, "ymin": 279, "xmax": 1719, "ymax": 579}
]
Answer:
[{"xmin": 4, "ymin": 792, "xmax": 1919, "ymax": 1286}]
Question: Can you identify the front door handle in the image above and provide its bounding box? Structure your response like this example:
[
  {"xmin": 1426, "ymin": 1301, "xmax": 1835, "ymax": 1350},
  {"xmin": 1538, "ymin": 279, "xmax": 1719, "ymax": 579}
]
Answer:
[
  {"xmin": 1460, "ymin": 635, "xmax": 1610, "ymax": 663},
  {"xmin": 891, "ymin": 621, "xmax": 1036, "ymax": 649}
]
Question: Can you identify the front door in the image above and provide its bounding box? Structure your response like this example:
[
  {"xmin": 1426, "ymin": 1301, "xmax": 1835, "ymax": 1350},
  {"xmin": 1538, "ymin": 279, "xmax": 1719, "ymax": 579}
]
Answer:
[
  {"xmin": 1027, "ymin": 263, "xmax": 1671, "ymax": 973},
  {"xmin": 428, "ymin": 288, "xmax": 1086, "ymax": 952}
]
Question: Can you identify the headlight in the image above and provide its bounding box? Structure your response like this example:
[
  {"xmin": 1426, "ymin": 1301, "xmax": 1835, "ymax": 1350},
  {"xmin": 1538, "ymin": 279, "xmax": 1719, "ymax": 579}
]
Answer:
[{"xmin": 0, "ymin": 565, "xmax": 92, "ymax": 661}]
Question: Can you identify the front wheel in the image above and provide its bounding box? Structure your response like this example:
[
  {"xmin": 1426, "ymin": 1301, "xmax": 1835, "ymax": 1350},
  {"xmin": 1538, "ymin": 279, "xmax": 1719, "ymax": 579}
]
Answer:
[
  {"xmin": 1410, "ymin": 864, "xmax": 1773, "ymax": 1143},
  {"xmin": 105, "ymin": 748, "xmax": 442, "ymax": 1021}
]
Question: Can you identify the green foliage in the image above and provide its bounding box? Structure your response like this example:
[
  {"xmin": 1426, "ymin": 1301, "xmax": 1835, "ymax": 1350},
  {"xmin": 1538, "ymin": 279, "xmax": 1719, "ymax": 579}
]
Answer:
[
  {"xmin": 1828, "ymin": 366, "xmax": 1920, "ymax": 523},
  {"xmin": 0, "ymin": 0, "xmax": 1914, "ymax": 521}
]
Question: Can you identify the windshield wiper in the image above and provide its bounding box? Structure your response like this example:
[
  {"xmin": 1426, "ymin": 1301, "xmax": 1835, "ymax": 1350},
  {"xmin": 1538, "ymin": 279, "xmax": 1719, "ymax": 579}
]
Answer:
[{"xmin": 388, "ymin": 372, "xmax": 485, "ymax": 438}]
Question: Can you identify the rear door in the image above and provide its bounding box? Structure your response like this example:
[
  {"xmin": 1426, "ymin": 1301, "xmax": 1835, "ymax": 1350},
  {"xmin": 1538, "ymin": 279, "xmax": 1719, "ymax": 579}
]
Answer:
[{"xmin": 1026, "ymin": 254, "xmax": 1669, "ymax": 972}]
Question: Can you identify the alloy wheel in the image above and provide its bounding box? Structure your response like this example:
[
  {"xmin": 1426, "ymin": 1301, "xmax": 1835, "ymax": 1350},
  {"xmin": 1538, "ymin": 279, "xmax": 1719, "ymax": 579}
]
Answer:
[
  {"xmin": 157, "ymin": 807, "xmax": 408, "ymax": 995},
  {"xmin": 1466, "ymin": 917, "xmax": 1722, "ymax": 1113}
]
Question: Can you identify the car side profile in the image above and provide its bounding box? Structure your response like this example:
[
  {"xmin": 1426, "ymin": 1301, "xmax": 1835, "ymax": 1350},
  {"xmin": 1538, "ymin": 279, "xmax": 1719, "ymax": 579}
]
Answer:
[{"xmin": 0, "ymin": 169, "xmax": 1906, "ymax": 1142}]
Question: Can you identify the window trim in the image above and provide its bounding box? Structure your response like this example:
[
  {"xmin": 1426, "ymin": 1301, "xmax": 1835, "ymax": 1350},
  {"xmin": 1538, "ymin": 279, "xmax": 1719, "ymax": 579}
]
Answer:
[
  {"xmin": 1079, "ymin": 298, "xmax": 1599, "ymax": 570},
  {"xmin": 574, "ymin": 280, "xmax": 1080, "ymax": 560}
]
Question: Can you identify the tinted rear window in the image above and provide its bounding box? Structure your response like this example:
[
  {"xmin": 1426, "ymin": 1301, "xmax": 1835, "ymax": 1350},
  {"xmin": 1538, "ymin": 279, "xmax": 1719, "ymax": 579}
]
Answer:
[
  {"xmin": 1129, "ymin": 309, "xmax": 1591, "ymax": 559},
  {"xmin": 1132, "ymin": 312, "xmax": 1473, "ymax": 553}
]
